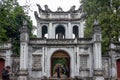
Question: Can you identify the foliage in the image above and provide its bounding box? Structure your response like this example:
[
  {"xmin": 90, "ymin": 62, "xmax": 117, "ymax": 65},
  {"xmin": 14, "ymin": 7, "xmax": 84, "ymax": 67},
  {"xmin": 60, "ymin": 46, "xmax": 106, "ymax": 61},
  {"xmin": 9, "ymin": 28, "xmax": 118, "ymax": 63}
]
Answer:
[
  {"xmin": 0, "ymin": 0, "xmax": 35, "ymax": 55},
  {"xmin": 52, "ymin": 58, "xmax": 67, "ymax": 74},
  {"xmin": 82, "ymin": 0, "xmax": 120, "ymax": 54}
]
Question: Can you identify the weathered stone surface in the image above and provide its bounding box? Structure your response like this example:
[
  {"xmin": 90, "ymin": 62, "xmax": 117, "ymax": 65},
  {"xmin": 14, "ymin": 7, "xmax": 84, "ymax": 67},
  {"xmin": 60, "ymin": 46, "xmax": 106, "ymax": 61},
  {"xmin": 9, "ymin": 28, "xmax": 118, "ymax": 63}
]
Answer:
[
  {"xmin": 32, "ymin": 55, "xmax": 42, "ymax": 71},
  {"xmin": 94, "ymin": 69, "xmax": 103, "ymax": 76}
]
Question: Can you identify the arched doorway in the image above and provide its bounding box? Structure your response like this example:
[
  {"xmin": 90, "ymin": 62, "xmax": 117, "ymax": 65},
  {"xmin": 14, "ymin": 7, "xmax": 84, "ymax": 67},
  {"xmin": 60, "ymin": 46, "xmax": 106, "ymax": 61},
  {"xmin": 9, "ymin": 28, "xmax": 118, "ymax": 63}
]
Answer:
[
  {"xmin": 42, "ymin": 25, "xmax": 48, "ymax": 38},
  {"xmin": 55, "ymin": 25, "xmax": 65, "ymax": 39},
  {"xmin": 51, "ymin": 51, "xmax": 70, "ymax": 78},
  {"xmin": 117, "ymin": 59, "xmax": 120, "ymax": 78},
  {"xmin": 0, "ymin": 58, "xmax": 5, "ymax": 78},
  {"xmin": 73, "ymin": 25, "xmax": 79, "ymax": 38}
]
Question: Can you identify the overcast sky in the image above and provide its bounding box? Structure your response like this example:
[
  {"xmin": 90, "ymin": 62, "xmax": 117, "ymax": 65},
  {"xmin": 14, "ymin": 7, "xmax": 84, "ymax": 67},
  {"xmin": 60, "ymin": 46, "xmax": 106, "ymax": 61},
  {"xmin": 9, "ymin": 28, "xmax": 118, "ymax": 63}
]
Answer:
[{"xmin": 18, "ymin": 0, "xmax": 80, "ymax": 26}]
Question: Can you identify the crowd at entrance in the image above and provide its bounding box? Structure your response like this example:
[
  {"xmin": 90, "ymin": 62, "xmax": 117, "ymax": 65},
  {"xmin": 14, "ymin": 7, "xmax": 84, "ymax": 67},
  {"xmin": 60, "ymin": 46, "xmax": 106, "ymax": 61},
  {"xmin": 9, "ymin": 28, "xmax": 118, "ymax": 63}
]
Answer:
[
  {"xmin": 51, "ymin": 51, "xmax": 70, "ymax": 78},
  {"xmin": 52, "ymin": 64, "xmax": 69, "ymax": 78}
]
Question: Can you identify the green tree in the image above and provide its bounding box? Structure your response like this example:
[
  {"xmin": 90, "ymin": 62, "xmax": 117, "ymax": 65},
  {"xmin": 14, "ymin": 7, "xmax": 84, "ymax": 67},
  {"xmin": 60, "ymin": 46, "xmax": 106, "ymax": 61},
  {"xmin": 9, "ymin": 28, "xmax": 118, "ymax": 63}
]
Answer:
[
  {"xmin": 0, "ymin": 0, "xmax": 35, "ymax": 55},
  {"xmin": 81, "ymin": 0, "xmax": 120, "ymax": 54}
]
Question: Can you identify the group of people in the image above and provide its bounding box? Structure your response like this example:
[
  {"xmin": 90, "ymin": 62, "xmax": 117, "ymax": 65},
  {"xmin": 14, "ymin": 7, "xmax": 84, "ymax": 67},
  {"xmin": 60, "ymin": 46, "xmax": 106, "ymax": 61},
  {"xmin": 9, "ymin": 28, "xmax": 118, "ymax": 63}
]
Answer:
[
  {"xmin": 1, "ymin": 66, "xmax": 11, "ymax": 80},
  {"xmin": 2, "ymin": 64, "xmax": 69, "ymax": 79},
  {"xmin": 52, "ymin": 64, "xmax": 68, "ymax": 78}
]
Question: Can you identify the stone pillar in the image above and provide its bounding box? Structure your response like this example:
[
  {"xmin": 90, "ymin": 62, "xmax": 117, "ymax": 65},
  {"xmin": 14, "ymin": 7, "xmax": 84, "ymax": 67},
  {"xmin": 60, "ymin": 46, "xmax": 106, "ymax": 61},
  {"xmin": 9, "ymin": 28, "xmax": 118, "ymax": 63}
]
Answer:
[
  {"xmin": 93, "ymin": 20, "xmax": 104, "ymax": 80},
  {"xmin": 48, "ymin": 22, "xmax": 53, "ymax": 38},
  {"xmin": 110, "ymin": 54, "xmax": 117, "ymax": 80},
  {"xmin": 79, "ymin": 21, "xmax": 84, "ymax": 38},
  {"xmin": 68, "ymin": 22, "xmax": 72, "ymax": 39},
  {"xmin": 68, "ymin": 13, "xmax": 72, "ymax": 39},
  {"xmin": 37, "ymin": 22, "xmax": 41, "ymax": 38},
  {"xmin": 76, "ymin": 46, "xmax": 79, "ymax": 76},
  {"xmin": 109, "ymin": 43, "xmax": 117, "ymax": 80},
  {"xmin": 19, "ymin": 20, "xmax": 29, "ymax": 80},
  {"xmin": 4, "ymin": 42, "xmax": 12, "ymax": 67},
  {"xmin": 5, "ymin": 49, "xmax": 12, "ymax": 66}
]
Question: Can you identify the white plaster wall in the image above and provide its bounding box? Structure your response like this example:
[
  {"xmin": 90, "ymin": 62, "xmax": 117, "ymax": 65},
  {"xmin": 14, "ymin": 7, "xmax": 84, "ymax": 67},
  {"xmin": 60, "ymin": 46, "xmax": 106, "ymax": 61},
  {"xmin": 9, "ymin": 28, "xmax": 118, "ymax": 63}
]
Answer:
[
  {"xmin": 31, "ymin": 71, "xmax": 42, "ymax": 78},
  {"xmin": 78, "ymin": 47, "xmax": 93, "ymax": 77},
  {"xmin": 79, "ymin": 22, "xmax": 85, "ymax": 38},
  {"xmin": 48, "ymin": 22, "xmax": 53, "ymax": 38},
  {"xmin": 68, "ymin": 22, "xmax": 72, "ymax": 39},
  {"xmin": 27, "ymin": 45, "xmax": 95, "ymax": 79},
  {"xmin": 93, "ymin": 43, "xmax": 102, "ymax": 69},
  {"xmin": 37, "ymin": 22, "xmax": 41, "ymax": 38},
  {"xmin": 0, "ymin": 43, "xmax": 12, "ymax": 67},
  {"xmin": 37, "ymin": 21, "xmax": 85, "ymax": 39},
  {"xmin": 28, "ymin": 49, "xmax": 32, "ymax": 79},
  {"xmin": 5, "ymin": 50, "xmax": 12, "ymax": 67},
  {"xmin": 88, "ymin": 47, "xmax": 93, "ymax": 77},
  {"xmin": 76, "ymin": 46, "xmax": 79, "ymax": 76}
]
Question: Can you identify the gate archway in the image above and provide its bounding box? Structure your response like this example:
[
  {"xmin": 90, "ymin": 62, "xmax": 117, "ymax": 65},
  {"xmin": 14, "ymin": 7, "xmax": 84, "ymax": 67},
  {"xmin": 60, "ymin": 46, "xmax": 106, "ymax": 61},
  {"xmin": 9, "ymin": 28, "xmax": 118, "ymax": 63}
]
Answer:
[
  {"xmin": 51, "ymin": 50, "xmax": 70, "ymax": 78},
  {"xmin": 0, "ymin": 58, "xmax": 5, "ymax": 78},
  {"xmin": 117, "ymin": 59, "xmax": 120, "ymax": 78}
]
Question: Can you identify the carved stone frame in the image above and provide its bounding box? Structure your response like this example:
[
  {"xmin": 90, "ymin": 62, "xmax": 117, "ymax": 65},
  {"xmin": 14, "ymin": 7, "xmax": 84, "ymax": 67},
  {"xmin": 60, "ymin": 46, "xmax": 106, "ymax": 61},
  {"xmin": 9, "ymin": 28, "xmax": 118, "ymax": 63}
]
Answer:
[{"xmin": 32, "ymin": 54, "xmax": 42, "ymax": 71}]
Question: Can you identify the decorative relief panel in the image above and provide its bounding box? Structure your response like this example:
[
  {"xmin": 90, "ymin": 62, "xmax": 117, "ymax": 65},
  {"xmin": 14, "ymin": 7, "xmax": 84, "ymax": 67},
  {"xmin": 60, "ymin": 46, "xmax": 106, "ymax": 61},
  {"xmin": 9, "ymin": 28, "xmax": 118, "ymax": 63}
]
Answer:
[
  {"xmin": 96, "ymin": 34, "xmax": 101, "ymax": 41},
  {"xmin": 32, "ymin": 55, "xmax": 42, "ymax": 71},
  {"xmin": 102, "ymin": 58, "xmax": 109, "ymax": 78},
  {"xmin": 20, "ymin": 33, "xmax": 26, "ymax": 41},
  {"xmin": 52, "ymin": 14, "xmax": 68, "ymax": 19},
  {"xmin": 79, "ymin": 69, "xmax": 90, "ymax": 77},
  {"xmin": 79, "ymin": 54, "xmax": 89, "ymax": 69}
]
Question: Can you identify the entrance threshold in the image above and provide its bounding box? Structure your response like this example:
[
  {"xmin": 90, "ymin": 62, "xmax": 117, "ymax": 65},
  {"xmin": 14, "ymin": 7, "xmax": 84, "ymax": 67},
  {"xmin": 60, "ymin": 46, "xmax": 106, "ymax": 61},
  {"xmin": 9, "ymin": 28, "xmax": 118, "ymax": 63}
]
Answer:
[{"xmin": 48, "ymin": 77, "xmax": 74, "ymax": 80}]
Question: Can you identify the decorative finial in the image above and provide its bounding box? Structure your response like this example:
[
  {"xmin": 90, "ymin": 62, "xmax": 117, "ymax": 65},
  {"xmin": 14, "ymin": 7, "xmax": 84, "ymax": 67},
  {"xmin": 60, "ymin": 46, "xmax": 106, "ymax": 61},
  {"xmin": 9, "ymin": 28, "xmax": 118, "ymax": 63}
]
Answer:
[
  {"xmin": 23, "ymin": 20, "xmax": 28, "ymax": 26},
  {"xmin": 69, "ymin": 5, "xmax": 76, "ymax": 12},
  {"xmin": 44, "ymin": 5, "xmax": 51, "ymax": 12},
  {"xmin": 93, "ymin": 19, "xmax": 101, "ymax": 32},
  {"xmin": 57, "ymin": 7, "xmax": 63, "ymax": 12},
  {"xmin": 34, "ymin": 11, "xmax": 38, "ymax": 18},
  {"xmin": 94, "ymin": 19, "xmax": 99, "ymax": 25}
]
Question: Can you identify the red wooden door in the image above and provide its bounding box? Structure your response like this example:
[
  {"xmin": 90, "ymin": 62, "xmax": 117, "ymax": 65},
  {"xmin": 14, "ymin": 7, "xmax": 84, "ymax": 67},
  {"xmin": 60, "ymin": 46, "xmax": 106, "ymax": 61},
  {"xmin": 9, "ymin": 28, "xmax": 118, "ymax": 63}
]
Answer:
[
  {"xmin": 0, "ymin": 58, "xmax": 5, "ymax": 79},
  {"xmin": 117, "ymin": 59, "xmax": 120, "ymax": 78}
]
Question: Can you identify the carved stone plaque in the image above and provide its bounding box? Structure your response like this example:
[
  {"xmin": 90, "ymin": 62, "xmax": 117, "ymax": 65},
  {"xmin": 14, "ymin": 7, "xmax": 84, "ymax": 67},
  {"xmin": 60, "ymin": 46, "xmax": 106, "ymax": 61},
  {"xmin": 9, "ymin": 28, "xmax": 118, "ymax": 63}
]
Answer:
[{"xmin": 32, "ymin": 55, "xmax": 42, "ymax": 71}]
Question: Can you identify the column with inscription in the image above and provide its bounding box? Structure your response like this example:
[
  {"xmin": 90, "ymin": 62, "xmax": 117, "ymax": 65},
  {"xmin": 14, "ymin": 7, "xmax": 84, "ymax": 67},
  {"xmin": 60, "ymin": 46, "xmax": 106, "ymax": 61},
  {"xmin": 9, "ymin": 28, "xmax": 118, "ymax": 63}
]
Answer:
[
  {"xmin": 93, "ymin": 20, "xmax": 104, "ymax": 80},
  {"xmin": 19, "ymin": 20, "xmax": 29, "ymax": 80}
]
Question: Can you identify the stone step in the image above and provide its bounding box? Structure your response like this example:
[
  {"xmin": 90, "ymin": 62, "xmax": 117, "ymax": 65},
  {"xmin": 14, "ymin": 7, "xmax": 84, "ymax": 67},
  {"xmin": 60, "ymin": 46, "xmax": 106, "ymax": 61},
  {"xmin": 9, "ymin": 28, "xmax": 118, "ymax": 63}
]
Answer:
[
  {"xmin": 30, "ymin": 78, "xmax": 75, "ymax": 80},
  {"xmin": 31, "ymin": 77, "xmax": 93, "ymax": 80},
  {"xmin": 47, "ymin": 78, "xmax": 75, "ymax": 80}
]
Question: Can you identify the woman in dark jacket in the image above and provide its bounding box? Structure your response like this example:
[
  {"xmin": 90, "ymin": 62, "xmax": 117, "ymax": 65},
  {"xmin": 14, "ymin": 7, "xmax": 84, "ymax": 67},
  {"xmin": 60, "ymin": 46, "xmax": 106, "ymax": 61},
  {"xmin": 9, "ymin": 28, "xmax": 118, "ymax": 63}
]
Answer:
[{"xmin": 2, "ymin": 66, "xmax": 10, "ymax": 80}]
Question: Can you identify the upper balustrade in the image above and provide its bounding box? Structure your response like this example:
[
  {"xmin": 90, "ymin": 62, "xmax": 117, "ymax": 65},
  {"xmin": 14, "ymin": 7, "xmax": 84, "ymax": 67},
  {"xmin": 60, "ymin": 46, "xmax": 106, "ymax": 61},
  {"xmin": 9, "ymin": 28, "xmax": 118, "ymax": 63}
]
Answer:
[{"xmin": 29, "ymin": 38, "xmax": 92, "ymax": 45}]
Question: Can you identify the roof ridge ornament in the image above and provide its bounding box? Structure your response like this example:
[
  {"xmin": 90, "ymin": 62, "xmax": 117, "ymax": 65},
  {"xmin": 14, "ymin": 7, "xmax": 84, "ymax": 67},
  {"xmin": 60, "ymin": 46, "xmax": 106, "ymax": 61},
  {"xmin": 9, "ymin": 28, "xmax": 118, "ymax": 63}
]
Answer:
[
  {"xmin": 57, "ymin": 7, "xmax": 63, "ymax": 12},
  {"xmin": 69, "ymin": 5, "xmax": 76, "ymax": 13},
  {"xmin": 94, "ymin": 19, "xmax": 99, "ymax": 26},
  {"xmin": 44, "ymin": 5, "xmax": 51, "ymax": 12},
  {"xmin": 36, "ymin": 4, "xmax": 82, "ymax": 13},
  {"xmin": 36, "ymin": 4, "xmax": 42, "ymax": 11}
]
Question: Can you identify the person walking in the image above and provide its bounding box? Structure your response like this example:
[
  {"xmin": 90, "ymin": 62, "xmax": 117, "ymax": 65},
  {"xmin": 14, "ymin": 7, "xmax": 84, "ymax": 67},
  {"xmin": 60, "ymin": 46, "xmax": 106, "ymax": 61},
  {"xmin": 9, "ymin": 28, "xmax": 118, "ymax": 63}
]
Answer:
[
  {"xmin": 2, "ymin": 66, "xmax": 11, "ymax": 80},
  {"xmin": 56, "ymin": 64, "xmax": 60, "ymax": 78}
]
